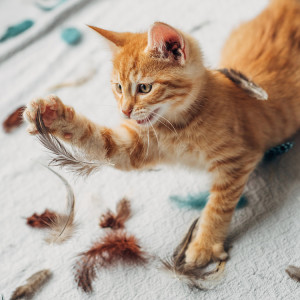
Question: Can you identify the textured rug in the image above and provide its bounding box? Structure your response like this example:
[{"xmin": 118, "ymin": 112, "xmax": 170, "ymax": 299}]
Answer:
[{"xmin": 0, "ymin": 0, "xmax": 299, "ymax": 299}]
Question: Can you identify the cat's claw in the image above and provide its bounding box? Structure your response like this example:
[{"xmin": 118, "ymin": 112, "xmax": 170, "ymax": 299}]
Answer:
[
  {"xmin": 185, "ymin": 240, "xmax": 228, "ymax": 267},
  {"xmin": 24, "ymin": 95, "xmax": 74, "ymax": 134}
]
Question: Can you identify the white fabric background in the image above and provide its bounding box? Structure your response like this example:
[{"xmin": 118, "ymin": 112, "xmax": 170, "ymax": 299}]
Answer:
[{"xmin": 0, "ymin": 0, "xmax": 299, "ymax": 299}]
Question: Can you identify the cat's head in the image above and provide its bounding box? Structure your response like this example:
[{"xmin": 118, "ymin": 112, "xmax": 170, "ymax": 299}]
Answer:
[{"xmin": 89, "ymin": 22, "xmax": 205, "ymax": 127}]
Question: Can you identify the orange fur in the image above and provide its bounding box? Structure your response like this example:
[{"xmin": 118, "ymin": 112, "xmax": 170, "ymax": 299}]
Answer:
[{"xmin": 24, "ymin": 0, "xmax": 300, "ymax": 266}]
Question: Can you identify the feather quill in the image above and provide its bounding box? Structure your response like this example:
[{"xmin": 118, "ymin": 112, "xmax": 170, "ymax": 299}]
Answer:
[
  {"xmin": 43, "ymin": 166, "xmax": 76, "ymax": 244},
  {"xmin": 10, "ymin": 269, "xmax": 52, "ymax": 300},
  {"xmin": 35, "ymin": 108, "xmax": 111, "ymax": 177},
  {"xmin": 161, "ymin": 218, "xmax": 226, "ymax": 289},
  {"xmin": 99, "ymin": 198, "xmax": 131, "ymax": 229},
  {"xmin": 286, "ymin": 265, "xmax": 300, "ymax": 283},
  {"xmin": 74, "ymin": 231, "xmax": 147, "ymax": 293}
]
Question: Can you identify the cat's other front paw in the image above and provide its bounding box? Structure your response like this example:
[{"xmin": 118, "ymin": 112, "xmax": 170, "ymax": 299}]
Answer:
[
  {"xmin": 24, "ymin": 95, "xmax": 74, "ymax": 134},
  {"xmin": 185, "ymin": 240, "xmax": 228, "ymax": 267}
]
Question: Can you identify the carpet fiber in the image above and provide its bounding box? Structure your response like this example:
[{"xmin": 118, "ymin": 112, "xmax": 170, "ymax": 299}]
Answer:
[{"xmin": 0, "ymin": 0, "xmax": 299, "ymax": 299}]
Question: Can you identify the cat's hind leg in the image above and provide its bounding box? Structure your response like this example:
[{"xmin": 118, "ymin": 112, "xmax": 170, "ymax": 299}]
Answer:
[{"xmin": 185, "ymin": 154, "xmax": 262, "ymax": 266}]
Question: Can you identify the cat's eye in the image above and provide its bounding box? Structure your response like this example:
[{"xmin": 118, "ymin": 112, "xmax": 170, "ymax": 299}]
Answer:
[
  {"xmin": 115, "ymin": 83, "xmax": 122, "ymax": 93},
  {"xmin": 138, "ymin": 84, "xmax": 152, "ymax": 94}
]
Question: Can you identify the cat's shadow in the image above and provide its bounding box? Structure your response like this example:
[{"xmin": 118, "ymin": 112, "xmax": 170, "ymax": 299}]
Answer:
[{"xmin": 227, "ymin": 131, "xmax": 300, "ymax": 246}]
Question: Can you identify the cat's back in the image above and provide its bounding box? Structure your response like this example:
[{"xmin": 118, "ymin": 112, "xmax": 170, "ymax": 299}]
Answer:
[
  {"xmin": 219, "ymin": 0, "xmax": 300, "ymax": 133},
  {"xmin": 220, "ymin": 0, "xmax": 300, "ymax": 86}
]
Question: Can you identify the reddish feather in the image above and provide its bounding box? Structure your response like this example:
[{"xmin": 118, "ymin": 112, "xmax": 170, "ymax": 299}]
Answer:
[
  {"xmin": 26, "ymin": 209, "xmax": 57, "ymax": 228},
  {"xmin": 3, "ymin": 105, "xmax": 25, "ymax": 133},
  {"xmin": 99, "ymin": 198, "xmax": 131, "ymax": 230},
  {"xmin": 74, "ymin": 231, "xmax": 147, "ymax": 293}
]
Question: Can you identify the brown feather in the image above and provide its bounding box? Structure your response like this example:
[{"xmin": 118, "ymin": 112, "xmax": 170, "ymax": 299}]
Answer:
[
  {"xmin": 36, "ymin": 108, "xmax": 110, "ymax": 177},
  {"xmin": 74, "ymin": 231, "xmax": 147, "ymax": 293},
  {"xmin": 3, "ymin": 106, "xmax": 25, "ymax": 133},
  {"xmin": 161, "ymin": 218, "xmax": 226, "ymax": 289},
  {"xmin": 99, "ymin": 198, "xmax": 131, "ymax": 230},
  {"xmin": 10, "ymin": 269, "xmax": 52, "ymax": 300},
  {"xmin": 286, "ymin": 265, "xmax": 300, "ymax": 283},
  {"xmin": 26, "ymin": 209, "xmax": 57, "ymax": 228}
]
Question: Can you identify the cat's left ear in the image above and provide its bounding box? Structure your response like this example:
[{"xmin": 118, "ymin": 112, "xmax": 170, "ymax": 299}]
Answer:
[
  {"xmin": 87, "ymin": 25, "xmax": 128, "ymax": 53},
  {"xmin": 146, "ymin": 22, "xmax": 187, "ymax": 65}
]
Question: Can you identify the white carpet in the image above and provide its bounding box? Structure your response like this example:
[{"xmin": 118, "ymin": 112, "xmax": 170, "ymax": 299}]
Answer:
[{"xmin": 0, "ymin": 0, "xmax": 299, "ymax": 299}]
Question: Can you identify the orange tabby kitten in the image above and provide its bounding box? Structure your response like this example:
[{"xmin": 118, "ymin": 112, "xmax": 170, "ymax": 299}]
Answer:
[{"xmin": 24, "ymin": 0, "xmax": 300, "ymax": 266}]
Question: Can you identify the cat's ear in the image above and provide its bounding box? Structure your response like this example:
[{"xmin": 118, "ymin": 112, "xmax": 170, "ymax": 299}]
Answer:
[
  {"xmin": 88, "ymin": 25, "xmax": 128, "ymax": 53},
  {"xmin": 147, "ymin": 22, "xmax": 187, "ymax": 65}
]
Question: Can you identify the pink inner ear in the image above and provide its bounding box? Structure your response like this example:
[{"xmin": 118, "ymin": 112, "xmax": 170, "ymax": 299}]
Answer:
[{"xmin": 148, "ymin": 23, "xmax": 186, "ymax": 60}]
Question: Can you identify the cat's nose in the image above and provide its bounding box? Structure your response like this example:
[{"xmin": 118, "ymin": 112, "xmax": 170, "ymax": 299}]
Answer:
[{"xmin": 122, "ymin": 108, "xmax": 132, "ymax": 118}]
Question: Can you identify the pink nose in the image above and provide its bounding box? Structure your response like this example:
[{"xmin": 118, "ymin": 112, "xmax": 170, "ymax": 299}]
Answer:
[{"xmin": 122, "ymin": 108, "xmax": 132, "ymax": 118}]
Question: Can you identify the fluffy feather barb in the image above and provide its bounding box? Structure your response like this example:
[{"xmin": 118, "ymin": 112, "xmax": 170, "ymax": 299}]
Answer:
[
  {"xmin": 74, "ymin": 231, "xmax": 147, "ymax": 293},
  {"xmin": 36, "ymin": 108, "xmax": 109, "ymax": 177},
  {"xmin": 99, "ymin": 198, "xmax": 131, "ymax": 229}
]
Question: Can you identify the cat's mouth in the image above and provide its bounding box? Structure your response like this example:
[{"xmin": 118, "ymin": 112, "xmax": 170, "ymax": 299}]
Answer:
[{"xmin": 136, "ymin": 109, "xmax": 160, "ymax": 125}]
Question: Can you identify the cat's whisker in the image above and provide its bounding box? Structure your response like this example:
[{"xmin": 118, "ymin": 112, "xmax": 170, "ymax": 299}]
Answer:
[
  {"xmin": 146, "ymin": 119, "xmax": 150, "ymax": 159},
  {"xmin": 149, "ymin": 110, "xmax": 178, "ymax": 136},
  {"xmin": 149, "ymin": 119, "xmax": 160, "ymax": 158}
]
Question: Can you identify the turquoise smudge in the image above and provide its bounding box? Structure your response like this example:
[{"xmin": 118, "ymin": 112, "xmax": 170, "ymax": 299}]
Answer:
[
  {"xmin": 170, "ymin": 191, "xmax": 248, "ymax": 210},
  {"xmin": 61, "ymin": 27, "xmax": 81, "ymax": 45},
  {"xmin": 35, "ymin": 0, "xmax": 68, "ymax": 12},
  {"xmin": 0, "ymin": 20, "xmax": 34, "ymax": 43}
]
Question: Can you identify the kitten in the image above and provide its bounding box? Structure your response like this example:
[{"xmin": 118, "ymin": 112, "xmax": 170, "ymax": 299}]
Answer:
[{"xmin": 24, "ymin": 0, "xmax": 300, "ymax": 267}]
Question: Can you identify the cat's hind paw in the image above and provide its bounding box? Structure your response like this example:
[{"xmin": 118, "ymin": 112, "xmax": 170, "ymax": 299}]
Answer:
[{"xmin": 185, "ymin": 241, "xmax": 228, "ymax": 267}]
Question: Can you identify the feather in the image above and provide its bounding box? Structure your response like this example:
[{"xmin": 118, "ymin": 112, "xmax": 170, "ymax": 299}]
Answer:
[
  {"xmin": 74, "ymin": 231, "xmax": 147, "ymax": 293},
  {"xmin": 99, "ymin": 198, "xmax": 131, "ymax": 229},
  {"xmin": 43, "ymin": 166, "xmax": 76, "ymax": 244},
  {"xmin": 26, "ymin": 209, "xmax": 57, "ymax": 228},
  {"xmin": 286, "ymin": 265, "xmax": 300, "ymax": 283},
  {"xmin": 10, "ymin": 269, "xmax": 52, "ymax": 300},
  {"xmin": 218, "ymin": 68, "xmax": 268, "ymax": 100},
  {"xmin": 35, "ymin": 108, "xmax": 112, "ymax": 177},
  {"xmin": 161, "ymin": 218, "xmax": 226, "ymax": 289},
  {"xmin": 3, "ymin": 106, "xmax": 25, "ymax": 133}
]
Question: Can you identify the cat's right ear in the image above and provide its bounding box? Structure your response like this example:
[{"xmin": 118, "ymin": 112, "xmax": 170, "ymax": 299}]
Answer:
[
  {"xmin": 146, "ymin": 22, "xmax": 187, "ymax": 65},
  {"xmin": 87, "ymin": 25, "xmax": 128, "ymax": 53}
]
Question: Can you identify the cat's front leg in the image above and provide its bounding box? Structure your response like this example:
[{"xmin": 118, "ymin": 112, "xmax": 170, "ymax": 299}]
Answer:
[
  {"xmin": 24, "ymin": 95, "xmax": 158, "ymax": 170},
  {"xmin": 185, "ymin": 157, "xmax": 261, "ymax": 266}
]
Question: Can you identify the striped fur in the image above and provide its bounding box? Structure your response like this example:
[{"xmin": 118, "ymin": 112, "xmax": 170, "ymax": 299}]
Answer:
[{"xmin": 24, "ymin": 1, "xmax": 300, "ymax": 267}]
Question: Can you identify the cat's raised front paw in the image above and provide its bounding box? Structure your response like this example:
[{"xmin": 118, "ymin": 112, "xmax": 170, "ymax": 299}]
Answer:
[
  {"xmin": 185, "ymin": 240, "xmax": 228, "ymax": 267},
  {"xmin": 24, "ymin": 95, "xmax": 74, "ymax": 134}
]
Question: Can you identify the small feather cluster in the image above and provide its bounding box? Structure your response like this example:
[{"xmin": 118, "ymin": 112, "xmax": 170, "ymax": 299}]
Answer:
[
  {"xmin": 99, "ymin": 198, "xmax": 131, "ymax": 229},
  {"xmin": 26, "ymin": 209, "xmax": 57, "ymax": 228},
  {"xmin": 10, "ymin": 269, "xmax": 52, "ymax": 300},
  {"xmin": 74, "ymin": 231, "xmax": 147, "ymax": 293},
  {"xmin": 3, "ymin": 105, "xmax": 25, "ymax": 133},
  {"xmin": 75, "ymin": 198, "xmax": 147, "ymax": 293}
]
